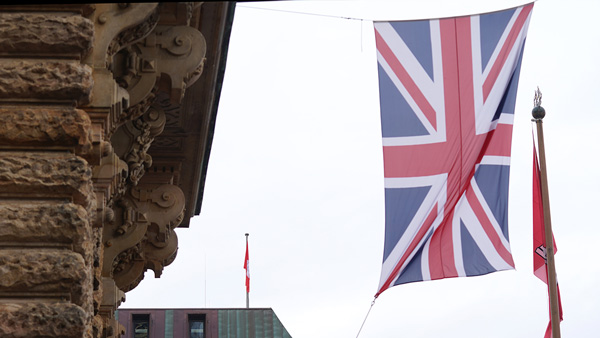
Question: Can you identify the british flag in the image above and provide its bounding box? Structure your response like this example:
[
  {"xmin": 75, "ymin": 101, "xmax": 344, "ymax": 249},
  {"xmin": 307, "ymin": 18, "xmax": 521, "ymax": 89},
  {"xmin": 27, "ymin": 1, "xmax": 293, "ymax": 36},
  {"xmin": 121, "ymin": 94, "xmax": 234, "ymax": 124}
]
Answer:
[{"xmin": 375, "ymin": 3, "xmax": 533, "ymax": 297}]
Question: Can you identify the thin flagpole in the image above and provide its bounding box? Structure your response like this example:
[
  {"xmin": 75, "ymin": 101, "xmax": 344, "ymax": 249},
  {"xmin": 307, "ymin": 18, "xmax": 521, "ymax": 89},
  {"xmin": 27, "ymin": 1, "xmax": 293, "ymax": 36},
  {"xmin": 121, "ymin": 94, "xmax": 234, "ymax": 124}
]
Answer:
[
  {"xmin": 245, "ymin": 233, "xmax": 250, "ymax": 309},
  {"xmin": 204, "ymin": 252, "xmax": 207, "ymax": 308},
  {"xmin": 532, "ymin": 88, "xmax": 561, "ymax": 338}
]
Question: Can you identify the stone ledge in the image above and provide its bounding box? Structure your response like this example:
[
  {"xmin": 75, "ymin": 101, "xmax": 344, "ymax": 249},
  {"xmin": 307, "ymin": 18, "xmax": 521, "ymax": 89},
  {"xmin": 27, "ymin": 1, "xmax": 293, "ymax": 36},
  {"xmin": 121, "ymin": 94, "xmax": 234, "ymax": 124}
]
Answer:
[
  {"xmin": 0, "ymin": 13, "xmax": 93, "ymax": 58},
  {"xmin": 0, "ymin": 60, "xmax": 92, "ymax": 104},
  {"xmin": 0, "ymin": 302, "xmax": 90, "ymax": 338},
  {"xmin": 0, "ymin": 152, "xmax": 95, "ymax": 212},
  {"xmin": 0, "ymin": 202, "xmax": 92, "ymax": 262},
  {"xmin": 0, "ymin": 107, "xmax": 91, "ymax": 152},
  {"xmin": 0, "ymin": 249, "xmax": 92, "ymax": 311}
]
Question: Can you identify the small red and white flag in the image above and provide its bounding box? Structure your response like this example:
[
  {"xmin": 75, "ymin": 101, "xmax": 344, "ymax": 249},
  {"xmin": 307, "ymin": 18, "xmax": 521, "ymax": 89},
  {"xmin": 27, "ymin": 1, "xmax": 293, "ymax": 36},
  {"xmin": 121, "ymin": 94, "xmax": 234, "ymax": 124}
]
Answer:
[{"xmin": 244, "ymin": 239, "xmax": 250, "ymax": 293}]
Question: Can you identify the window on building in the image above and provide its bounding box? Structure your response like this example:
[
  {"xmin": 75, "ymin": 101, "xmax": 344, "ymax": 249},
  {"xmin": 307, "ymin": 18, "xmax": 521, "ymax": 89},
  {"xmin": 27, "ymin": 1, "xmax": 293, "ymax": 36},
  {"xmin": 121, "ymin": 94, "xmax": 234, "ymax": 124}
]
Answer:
[
  {"xmin": 188, "ymin": 314, "xmax": 205, "ymax": 338},
  {"xmin": 132, "ymin": 314, "xmax": 150, "ymax": 338}
]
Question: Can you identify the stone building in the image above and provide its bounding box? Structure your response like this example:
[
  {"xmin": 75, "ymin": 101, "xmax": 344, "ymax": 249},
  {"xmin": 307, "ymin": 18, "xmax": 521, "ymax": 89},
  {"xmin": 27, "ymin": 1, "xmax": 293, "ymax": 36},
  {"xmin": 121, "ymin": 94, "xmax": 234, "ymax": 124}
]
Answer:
[{"xmin": 0, "ymin": 3, "xmax": 234, "ymax": 337}]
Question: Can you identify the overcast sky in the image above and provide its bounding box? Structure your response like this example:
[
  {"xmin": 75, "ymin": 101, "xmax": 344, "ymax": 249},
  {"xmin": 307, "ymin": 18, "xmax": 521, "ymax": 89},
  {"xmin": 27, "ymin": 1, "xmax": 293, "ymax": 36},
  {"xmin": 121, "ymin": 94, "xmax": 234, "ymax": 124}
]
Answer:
[{"xmin": 121, "ymin": 1, "xmax": 600, "ymax": 337}]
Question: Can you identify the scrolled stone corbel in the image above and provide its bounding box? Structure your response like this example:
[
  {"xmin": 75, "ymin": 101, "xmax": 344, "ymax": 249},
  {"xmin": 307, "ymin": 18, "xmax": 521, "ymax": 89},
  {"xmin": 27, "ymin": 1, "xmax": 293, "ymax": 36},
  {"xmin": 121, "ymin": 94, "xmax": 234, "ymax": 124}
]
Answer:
[
  {"xmin": 113, "ymin": 23, "xmax": 207, "ymax": 113},
  {"xmin": 87, "ymin": 3, "xmax": 159, "ymax": 69},
  {"xmin": 102, "ymin": 183, "xmax": 185, "ymax": 293}
]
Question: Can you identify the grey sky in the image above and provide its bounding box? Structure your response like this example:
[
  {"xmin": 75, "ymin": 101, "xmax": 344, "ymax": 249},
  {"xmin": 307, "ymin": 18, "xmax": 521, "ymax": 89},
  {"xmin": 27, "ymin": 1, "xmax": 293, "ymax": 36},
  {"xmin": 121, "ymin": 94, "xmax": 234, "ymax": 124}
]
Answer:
[{"xmin": 122, "ymin": 1, "xmax": 600, "ymax": 337}]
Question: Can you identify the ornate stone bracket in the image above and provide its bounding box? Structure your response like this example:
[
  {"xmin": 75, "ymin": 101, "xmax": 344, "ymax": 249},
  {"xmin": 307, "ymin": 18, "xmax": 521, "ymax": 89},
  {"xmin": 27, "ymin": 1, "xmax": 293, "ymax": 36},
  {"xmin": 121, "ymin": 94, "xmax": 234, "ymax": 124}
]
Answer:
[
  {"xmin": 102, "ymin": 184, "xmax": 185, "ymax": 293},
  {"xmin": 79, "ymin": 3, "xmax": 216, "ymax": 336},
  {"xmin": 112, "ymin": 23, "xmax": 207, "ymax": 122}
]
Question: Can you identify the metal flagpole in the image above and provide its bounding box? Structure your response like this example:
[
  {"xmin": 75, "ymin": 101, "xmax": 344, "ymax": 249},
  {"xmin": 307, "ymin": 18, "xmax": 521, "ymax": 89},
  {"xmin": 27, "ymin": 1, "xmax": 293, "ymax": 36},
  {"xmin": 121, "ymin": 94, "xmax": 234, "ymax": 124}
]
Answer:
[
  {"xmin": 532, "ymin": 88, "xmax": 561, "ymax": 338},
  {"xmin": 245, "ymin": 233, "xmax": 249, "ymax": 309},
  {"xmin": 204, "ymin": 252, "xmax": 207, "ymax": 308}
]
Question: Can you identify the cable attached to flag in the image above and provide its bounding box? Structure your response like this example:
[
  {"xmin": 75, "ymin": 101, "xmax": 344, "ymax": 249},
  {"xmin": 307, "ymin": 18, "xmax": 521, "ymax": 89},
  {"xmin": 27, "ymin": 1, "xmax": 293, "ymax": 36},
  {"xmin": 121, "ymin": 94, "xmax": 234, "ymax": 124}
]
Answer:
[
  {"xmin": 237, "ymin": 4, "xmax": 366, "ymax": 21},
  {"xmin": 355, "ymin": 298, "xmax": 376, "ymax": 338}
]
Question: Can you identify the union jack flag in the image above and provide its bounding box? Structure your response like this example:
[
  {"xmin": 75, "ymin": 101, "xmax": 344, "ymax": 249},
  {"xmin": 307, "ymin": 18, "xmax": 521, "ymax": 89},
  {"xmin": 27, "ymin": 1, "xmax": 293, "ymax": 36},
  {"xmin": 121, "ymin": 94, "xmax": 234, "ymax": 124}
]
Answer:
[{"xmin": 375, "ymin": 3, "xmax": 533, "ymax": 297}]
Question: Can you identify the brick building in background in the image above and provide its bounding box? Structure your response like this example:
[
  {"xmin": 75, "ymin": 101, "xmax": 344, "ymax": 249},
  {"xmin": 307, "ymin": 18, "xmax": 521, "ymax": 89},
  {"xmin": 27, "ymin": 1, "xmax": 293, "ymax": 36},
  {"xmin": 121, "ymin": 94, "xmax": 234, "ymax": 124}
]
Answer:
[{"xmin": 116, "ymin": 308, "xmax": 292, "ymax": 338}]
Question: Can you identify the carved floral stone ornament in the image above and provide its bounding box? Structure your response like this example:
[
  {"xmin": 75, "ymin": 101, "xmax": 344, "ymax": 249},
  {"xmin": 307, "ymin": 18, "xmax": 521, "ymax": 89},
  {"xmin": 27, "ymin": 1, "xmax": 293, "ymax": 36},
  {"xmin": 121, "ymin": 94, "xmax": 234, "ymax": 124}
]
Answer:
[
  {"xmin": 111, "ymin": 105, "xmax": 166, "ymax": 187},
  {"xmin": 0, "ymin": 2, "xmax": 233, "ymax": 338}
]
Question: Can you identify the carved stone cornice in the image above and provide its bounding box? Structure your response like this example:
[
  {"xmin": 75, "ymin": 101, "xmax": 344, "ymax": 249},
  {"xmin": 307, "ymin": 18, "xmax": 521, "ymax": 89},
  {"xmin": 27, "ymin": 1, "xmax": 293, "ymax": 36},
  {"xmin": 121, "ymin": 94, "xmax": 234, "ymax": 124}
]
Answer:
[
  {"xmin": 85, "ymin": 3, "xmax": 164, "ymax": 235},
  {"xmin": 86, "ymin": 4, "xmax": 211, "ymax": 301},
  {"xmin": 146, "ymin": 2, "xmax": 236, "ymax": 228}
]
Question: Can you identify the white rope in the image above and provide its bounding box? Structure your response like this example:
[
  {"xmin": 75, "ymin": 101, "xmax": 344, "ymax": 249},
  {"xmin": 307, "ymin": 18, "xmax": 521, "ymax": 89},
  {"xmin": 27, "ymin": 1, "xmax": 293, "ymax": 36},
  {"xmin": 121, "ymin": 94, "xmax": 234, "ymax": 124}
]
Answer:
[
  {"xmin": 356, "ymin": 298, "xmax": 376, "ymax": 338},
  {"xmin": 237, "ymin": 4, "xmax": 369, "ymax": 21}
]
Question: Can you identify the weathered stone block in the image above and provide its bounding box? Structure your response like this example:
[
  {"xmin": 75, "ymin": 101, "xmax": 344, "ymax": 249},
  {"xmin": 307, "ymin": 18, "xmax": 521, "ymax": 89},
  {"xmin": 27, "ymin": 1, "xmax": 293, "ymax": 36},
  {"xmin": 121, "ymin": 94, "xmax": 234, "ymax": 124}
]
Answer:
[
  {"xmin": 0, "ymin": 302, "xmax": 90, "ymax": 338},
  {"xmin": 0, "ymin": 152, "xmax": 94, "ymax": 211},
  {"xmin": 0, "ymin": 107, "xmax": 91, "ymax": 152},
  {"xmin": 0, "ymin": 60, "xmax": 92, "ymax": 104},
  {"xmin": 0, "ymin": 202, "xmax": 93, "ymax": 261},
  {"xmin": 0, "ymin": 13, "xmax": 93, "ymax": 57},
  {"xmin": 0, "ymin": 249, "xmax": 92, "ymax": 310}
]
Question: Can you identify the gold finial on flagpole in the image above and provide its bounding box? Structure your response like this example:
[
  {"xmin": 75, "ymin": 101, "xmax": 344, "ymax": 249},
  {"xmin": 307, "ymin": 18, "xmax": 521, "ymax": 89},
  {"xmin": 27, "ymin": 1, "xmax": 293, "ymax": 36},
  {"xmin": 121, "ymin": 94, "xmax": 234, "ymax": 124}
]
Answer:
[
  {"xmin": 532, "ymin": 87, "xmax": 545, "ymax": 120},
  {"xmin": 534, "ymin": 86, "xmax": 542, "ymax": 106}
]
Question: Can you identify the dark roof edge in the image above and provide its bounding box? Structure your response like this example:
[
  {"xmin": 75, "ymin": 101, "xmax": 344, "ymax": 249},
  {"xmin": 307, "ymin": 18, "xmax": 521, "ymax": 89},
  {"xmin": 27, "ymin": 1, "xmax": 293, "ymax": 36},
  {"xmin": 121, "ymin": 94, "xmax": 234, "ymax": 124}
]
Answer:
[{"xmin": 194, "ymin": 1, "xmax": 237, "ymax": 217}]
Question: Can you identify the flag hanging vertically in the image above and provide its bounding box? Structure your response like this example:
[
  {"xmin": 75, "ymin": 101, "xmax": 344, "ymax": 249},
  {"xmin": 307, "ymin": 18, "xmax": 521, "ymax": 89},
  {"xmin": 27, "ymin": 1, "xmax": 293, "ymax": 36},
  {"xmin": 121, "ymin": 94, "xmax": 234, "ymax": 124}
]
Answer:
[
  {"xmin": 533, "ymin": 142, "xmax": 563, "ymax": 338},
  {"xmin": 374, "ymin": 3, "xmax": 533, "ymax": 297},
  {"xmin": 244, "ymin": 237, "xmax": 250, "ymax": 293}
]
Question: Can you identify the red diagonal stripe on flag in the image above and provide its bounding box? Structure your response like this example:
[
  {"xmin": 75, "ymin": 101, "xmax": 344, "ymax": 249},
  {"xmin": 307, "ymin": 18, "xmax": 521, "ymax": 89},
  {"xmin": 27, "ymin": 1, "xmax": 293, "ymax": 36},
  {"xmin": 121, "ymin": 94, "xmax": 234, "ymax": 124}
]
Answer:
[
  {"xmin": 465, "ymin": 184, "xmax": 515, "ymax": 267},
  {"xmin": 483, "ymin": 4, "xmax": 533, "ymax": 100},
  {"xmin": 375, "ymin": 28, "xmax": 438, "ymax": 130}
]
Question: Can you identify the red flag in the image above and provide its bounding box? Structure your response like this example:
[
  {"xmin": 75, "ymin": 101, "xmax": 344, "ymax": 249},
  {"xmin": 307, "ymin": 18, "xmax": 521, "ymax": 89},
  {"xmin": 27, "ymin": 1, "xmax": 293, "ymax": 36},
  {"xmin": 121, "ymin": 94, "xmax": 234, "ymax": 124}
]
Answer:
[
  {"xmin": 533, "ymin": 143, "xmax": 563, "ymax": 337},
  {"xmin": 533, "ymin": 145, "xmax": 550, "ymax": 282},
  {"xmin": 244, "ymin": 240, "xmax": 250, "ymax": 293}
]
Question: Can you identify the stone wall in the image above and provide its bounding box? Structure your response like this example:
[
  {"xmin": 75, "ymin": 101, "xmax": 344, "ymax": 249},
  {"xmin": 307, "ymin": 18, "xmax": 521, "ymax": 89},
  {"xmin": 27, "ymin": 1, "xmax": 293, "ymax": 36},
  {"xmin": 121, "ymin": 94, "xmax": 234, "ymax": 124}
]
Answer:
[
  {"xmin": 0, "ymin": 6, "xmax": 96, "ymax": 337},
  {"xmin": 0, "ymin": 3, "xmax": 231, "ymax": 337}
]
